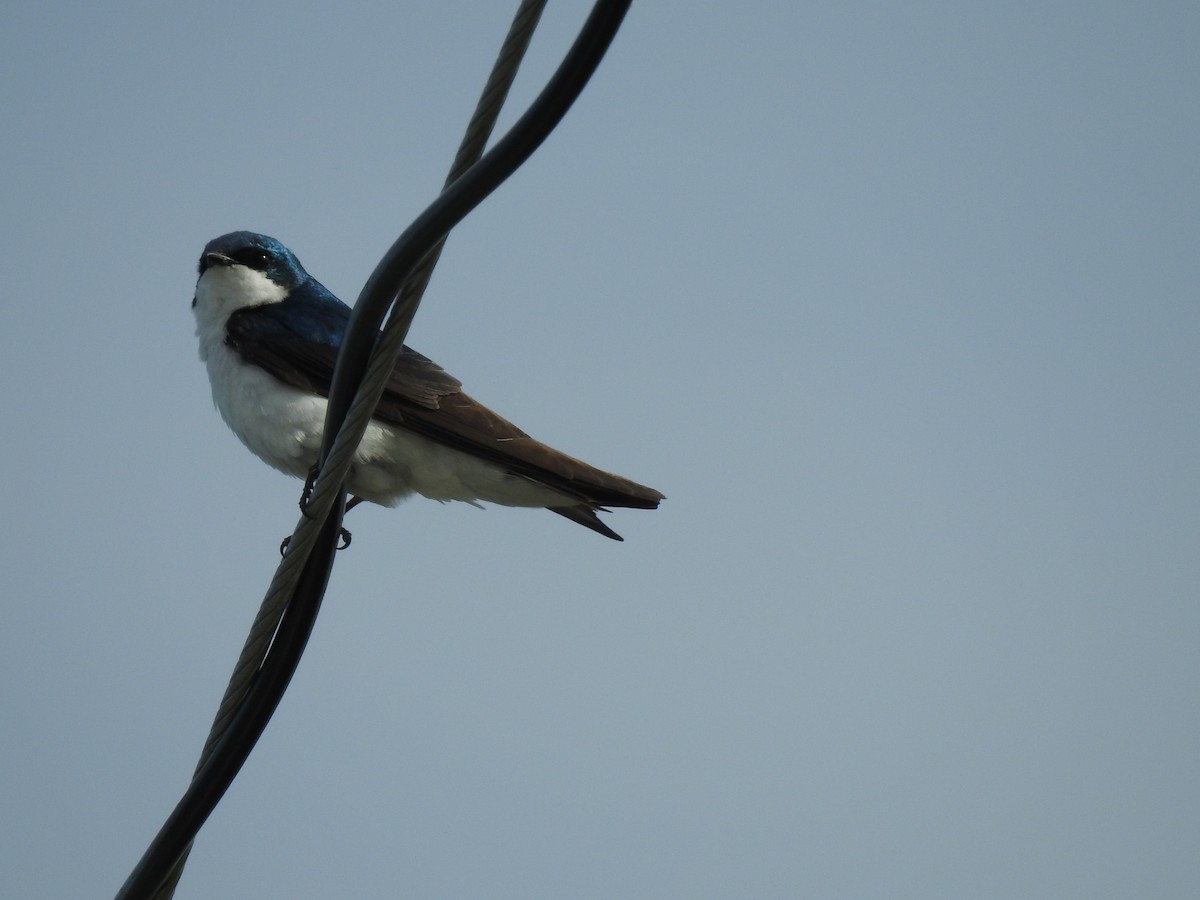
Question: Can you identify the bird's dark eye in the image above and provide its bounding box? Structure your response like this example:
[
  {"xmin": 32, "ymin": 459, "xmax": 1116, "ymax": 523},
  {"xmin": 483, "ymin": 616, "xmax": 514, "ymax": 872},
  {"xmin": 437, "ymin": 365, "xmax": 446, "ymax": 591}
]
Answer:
[{"xmin": 230, "ymin": 248, "xmax": 272, "ymax": 269}]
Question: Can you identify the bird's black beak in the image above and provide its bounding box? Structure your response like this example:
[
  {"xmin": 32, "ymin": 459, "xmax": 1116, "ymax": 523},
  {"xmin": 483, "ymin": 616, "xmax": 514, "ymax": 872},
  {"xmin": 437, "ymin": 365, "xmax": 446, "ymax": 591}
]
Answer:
[{"xmin": 199, "ymin": 251, "xmax": 235, "ymax": 276}]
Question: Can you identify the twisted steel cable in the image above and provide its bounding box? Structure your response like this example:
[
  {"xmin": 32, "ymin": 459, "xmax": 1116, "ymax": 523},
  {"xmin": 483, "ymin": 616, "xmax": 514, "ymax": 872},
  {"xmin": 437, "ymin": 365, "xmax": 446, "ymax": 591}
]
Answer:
[{"xmin": 117, "ymin": 2, "xmax": 633, "ymax": 897}]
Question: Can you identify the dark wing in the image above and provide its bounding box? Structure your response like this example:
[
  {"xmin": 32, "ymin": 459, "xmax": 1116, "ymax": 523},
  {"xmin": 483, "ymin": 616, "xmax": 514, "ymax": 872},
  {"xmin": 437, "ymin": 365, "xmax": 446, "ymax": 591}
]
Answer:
[
  {"xmin": 225, "ymin": 297, "xmax": 461, "ymax": 406},
  {"xmin": 225, "ymin": 302, "xmax": 662, "ymax": 539},
  {"xmin": 373, "ymin": 374, "xmax": 664, "ymax": 509}
]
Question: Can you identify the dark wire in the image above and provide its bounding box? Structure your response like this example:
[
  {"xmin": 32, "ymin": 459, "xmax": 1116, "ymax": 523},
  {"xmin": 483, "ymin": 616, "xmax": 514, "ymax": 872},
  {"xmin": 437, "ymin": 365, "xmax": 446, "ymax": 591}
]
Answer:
[
  {"xmin": 116, "ymin": 511, "xmax": 344, "ymax": 900},
  {"xmin": 148, "ymin": 8, "xmax": 554, "ymax": 896},
  {"xmin": 115, "ymin": 2, "xmax": 632, "ymax": 898}
]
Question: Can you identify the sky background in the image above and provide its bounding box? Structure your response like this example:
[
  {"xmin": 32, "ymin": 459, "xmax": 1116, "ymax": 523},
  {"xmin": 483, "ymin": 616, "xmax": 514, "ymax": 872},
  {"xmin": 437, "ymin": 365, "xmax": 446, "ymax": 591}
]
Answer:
[{"xmin": 2, "ymin": 2, "xmax": 1197, "ymax": 898}]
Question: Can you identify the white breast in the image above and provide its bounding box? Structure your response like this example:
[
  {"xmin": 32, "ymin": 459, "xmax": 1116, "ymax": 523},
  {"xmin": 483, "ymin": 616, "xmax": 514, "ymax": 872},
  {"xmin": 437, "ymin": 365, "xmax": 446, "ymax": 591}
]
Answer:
[{"xmin": 194, "ymin": 266, "xmax": 327, "ymax": 480}]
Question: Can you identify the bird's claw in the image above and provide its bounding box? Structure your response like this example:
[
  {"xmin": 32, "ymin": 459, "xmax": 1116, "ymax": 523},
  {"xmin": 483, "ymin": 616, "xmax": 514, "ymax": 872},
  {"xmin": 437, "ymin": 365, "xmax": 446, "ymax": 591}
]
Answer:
[
  {"xmin": 279, "ymin": 526, "xmax": 352, "ymax": 557},
  {"xmin": 298, "ymin": 467, "xmax": 320, "ymax": 517},
  {"xmin": 283, "ymin": 479, "xmax": 357, "ymax": 554}
]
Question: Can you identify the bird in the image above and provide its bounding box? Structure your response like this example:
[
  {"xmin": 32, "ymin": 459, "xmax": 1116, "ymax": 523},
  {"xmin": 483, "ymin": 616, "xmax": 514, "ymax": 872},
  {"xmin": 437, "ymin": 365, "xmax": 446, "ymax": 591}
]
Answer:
[{"xmin": 192, "ymin": 231, "xmax": 663, "ymax": 541}]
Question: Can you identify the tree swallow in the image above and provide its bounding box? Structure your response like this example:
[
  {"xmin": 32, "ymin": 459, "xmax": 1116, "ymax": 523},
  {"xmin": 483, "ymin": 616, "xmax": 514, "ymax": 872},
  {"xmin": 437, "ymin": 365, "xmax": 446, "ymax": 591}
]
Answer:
[{"xmin": 192, "ymin": 231, "xmax": 663, "ymax": 540}]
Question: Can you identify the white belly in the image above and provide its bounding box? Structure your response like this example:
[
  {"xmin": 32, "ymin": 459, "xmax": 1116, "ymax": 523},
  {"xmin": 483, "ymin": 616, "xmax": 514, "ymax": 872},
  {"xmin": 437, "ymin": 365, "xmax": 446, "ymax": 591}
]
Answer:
[{"xmin": 201, "ymin": 339, "xmax": 568, "ymax": 509}]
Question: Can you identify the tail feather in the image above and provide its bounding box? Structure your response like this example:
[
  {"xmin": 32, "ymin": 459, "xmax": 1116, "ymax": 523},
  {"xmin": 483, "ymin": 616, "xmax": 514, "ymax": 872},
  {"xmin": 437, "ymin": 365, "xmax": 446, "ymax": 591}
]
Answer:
[{"xmin": 549, "ymin": 505, "xmax": 626, "ymax": 541}]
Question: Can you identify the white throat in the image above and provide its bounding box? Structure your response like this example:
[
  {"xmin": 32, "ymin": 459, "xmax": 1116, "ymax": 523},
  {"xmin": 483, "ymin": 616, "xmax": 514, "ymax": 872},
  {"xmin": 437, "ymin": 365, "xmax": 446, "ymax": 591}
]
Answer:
[{"xmin": 193, "ymin": 265, "xmax": 288, "ymax": 361}]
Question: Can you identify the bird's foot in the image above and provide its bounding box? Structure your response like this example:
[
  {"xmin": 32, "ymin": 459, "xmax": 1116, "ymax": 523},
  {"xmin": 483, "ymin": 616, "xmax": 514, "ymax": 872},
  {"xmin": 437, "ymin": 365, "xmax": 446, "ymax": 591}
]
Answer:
[
  {"xmin": 280, "ymin": 492, "xmax": 363, "ymax": 556},
  {"xmin": 279, "ymin": 526, "xmax": 352, "ymax": 557},
  {"xmin": 298, "ymin": 466, "xmax": 320, "ymax": 517}
]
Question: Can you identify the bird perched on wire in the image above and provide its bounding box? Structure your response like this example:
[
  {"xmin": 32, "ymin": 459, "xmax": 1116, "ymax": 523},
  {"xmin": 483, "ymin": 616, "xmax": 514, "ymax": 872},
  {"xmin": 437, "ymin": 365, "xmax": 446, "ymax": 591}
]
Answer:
[{"xmin": 192, "ymin": 231, "xmax": 663, "ymax": 540}]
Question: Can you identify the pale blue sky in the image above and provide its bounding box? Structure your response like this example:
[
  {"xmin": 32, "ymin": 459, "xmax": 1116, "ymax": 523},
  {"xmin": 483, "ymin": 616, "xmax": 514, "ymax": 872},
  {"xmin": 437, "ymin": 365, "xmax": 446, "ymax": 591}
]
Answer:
[{"xmin": 2, "ymin": 2, "xmax": 1197, "ymax": 898}]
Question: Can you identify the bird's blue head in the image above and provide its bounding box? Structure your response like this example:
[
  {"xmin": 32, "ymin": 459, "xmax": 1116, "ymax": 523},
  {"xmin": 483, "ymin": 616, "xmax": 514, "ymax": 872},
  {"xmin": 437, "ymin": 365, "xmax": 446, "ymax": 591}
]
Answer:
[{"xmin": 198, "ymin": 231, "xmax": 309, "ymax": 292}]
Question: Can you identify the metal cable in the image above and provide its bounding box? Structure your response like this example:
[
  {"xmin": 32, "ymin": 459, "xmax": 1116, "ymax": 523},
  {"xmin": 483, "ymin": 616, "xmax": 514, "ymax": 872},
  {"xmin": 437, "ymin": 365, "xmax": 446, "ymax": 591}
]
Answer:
[
  {"xmin": 117, "ymin": 1, "xmax": 631, "ymax": 897},
  {"xmin": 142, "ymin": 6, "xmax": 549, "ymax": 896}
]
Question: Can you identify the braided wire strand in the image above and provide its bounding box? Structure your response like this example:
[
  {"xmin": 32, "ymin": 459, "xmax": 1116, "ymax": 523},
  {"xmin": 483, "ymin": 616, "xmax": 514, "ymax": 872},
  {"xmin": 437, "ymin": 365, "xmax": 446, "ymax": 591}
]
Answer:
[{"xmin": 146, "ymin": 4, "xmax": 549, "ymax": 897}]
